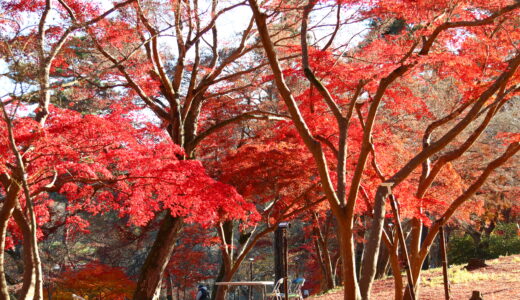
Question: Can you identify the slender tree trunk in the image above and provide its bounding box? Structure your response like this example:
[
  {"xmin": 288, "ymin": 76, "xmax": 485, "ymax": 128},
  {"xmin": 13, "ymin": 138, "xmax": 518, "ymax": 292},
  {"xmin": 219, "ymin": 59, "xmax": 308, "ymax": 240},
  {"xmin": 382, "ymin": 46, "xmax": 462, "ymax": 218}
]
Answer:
[
  {"xmin": 166, "ymin": 272, "xmax": 173, "ymax": 300},
  {"xmin": 388, "ymin": 248, "xmax": 403, "ymax": 300},
  {"xmin": 28, "ymin": 207, "xmax": 43, "ymax": 300},
  {"xmin": 382, "ymin": 229, "xmax": 404, "ymax": 300},
  {"xmin": 375, "ymin": 241, "xmax": 390, "ymax": 280},
  {"xmin": 359, "ymin": 186, "xmax": 390, "ymax": 299},
  {"xmin": 133, "ymin": 214, "xmax": 183, "ymax": 300},
  {"xmin": 403, "ymin": 255, "xmax": 426, "ymax": 300},
  {"xmin": 333, "ymin": 253, "xmax": 341, "ymax": 286},
  {"xmin": 404, "ymin": 226, "xmax": 442, "ymax": 300},
  {"xmin": 322, "ymin": 241, "xmax": 336, "ymax": 290},
  {"xmin": 0, "ymin": 183, "xmax": 21, "ymax": 300},
  {"xmin": 313, "ymin": 216, "xmax": 335, "ymax": 291},
  {"xmin": 355, "ymin": 241, "xmax": 364, "ymax": 279},
  {"xmin": 405, "ymin": 219, "xmax": 423, "ymax": 299},
  {"xmin": 314, "ymin": 238, "xmax": 328, "ymax": 291},
  {"xmin": 314, "ymin": 237, "xmax": 335, "ymax": 291},
  {"xmin": 214, "ymin": 221, "xmax": 233, "ymax": 300},
  {"xmin": 439, "ymin": 226, "xmax": 450, "ymax": 300}
]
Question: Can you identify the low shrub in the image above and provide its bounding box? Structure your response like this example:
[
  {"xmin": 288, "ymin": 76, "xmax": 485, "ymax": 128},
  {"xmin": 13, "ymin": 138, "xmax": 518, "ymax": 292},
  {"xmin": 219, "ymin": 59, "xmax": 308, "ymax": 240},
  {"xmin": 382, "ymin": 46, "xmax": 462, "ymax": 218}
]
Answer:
[{"xmin": 447, "ymin": 222, "xmax": 520, "ymax": 264}]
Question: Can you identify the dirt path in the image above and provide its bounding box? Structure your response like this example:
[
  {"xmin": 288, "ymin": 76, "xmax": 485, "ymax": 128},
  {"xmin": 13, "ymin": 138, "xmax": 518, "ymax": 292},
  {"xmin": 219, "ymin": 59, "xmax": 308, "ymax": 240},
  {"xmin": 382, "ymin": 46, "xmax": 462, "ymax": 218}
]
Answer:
[{"xmin": 311, "ymin": 255, "xmax": 520, "ymax": 300}]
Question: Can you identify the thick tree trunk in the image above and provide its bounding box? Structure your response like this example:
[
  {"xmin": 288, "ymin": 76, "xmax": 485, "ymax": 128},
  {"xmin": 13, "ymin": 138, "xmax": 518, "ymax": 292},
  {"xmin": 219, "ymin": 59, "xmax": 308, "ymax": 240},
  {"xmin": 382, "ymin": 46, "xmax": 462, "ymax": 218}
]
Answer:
[
  {"xmin": 133, "ymin": 214, "xmax": 183, "ymax": 300},
  {"xmin": 12, "ymin": 207, "xmax": 45, "ymax": 300},
  {"xmin": 11, "ymin": 199, "xmax": 44, "ymax": 300},
  {"xmin": 12, "ymin": 208, "xmax": 36, "ymax": 300},
  {"xmin": 0, "ymin": 182, "xmax": 21, "ymax": 300},
  {"xmin": 214, "ymin": 272, "xmax": 233, "ymax": 300},
  {"xmin": 212, "ymin": 263, "xmax": 229, "ymax": 300},
  {"xmin": 338, "ymin": 226, "xmax": 361, "ymax": 300}
]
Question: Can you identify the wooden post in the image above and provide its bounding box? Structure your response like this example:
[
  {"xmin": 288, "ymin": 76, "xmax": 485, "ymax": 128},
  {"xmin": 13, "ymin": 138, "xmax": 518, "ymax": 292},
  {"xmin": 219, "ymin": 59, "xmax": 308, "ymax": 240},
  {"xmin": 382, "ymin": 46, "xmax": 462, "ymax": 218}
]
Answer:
[
  {"xmin": 274, "ymin": 227, "xmax": 284, "ymax": 283},
  {"xmin": 439, "ymin": 226, "xmax": 450, "ymax": 300},
  {"xmin": 249, "ymin": 258, "xmax": 254, "ymax": 300},
  {"xmin": 275, "ymin": 222, "xmax": 290, "ymax": 300},
  {"xmin": 283, "ymin": 227, "xmax": 289, "ymax": 300},
  {"xmin": 388, "ymin": 194, "xmax": 416, "ymax": 300}
]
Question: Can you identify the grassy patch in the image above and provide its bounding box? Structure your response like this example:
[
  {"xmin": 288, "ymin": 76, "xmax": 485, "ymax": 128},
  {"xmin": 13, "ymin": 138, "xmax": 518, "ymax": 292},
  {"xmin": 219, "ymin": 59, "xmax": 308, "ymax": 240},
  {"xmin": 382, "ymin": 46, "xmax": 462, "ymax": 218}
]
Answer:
[
  {"xmin": 420, "ymin": 264, "xmax": 517, "ymax": 287},
  {"xmin": 511, "ymin": 256, "xmax": 520, "ymax": 263}
]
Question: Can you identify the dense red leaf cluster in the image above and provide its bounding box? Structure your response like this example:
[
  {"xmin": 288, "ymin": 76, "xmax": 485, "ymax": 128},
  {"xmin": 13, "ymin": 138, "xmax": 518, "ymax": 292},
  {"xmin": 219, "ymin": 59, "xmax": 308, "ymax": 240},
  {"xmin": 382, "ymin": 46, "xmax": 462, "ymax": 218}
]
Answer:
[{"xmin": 1, "ymin": 104, "xmax": 258, "ymax": 248}]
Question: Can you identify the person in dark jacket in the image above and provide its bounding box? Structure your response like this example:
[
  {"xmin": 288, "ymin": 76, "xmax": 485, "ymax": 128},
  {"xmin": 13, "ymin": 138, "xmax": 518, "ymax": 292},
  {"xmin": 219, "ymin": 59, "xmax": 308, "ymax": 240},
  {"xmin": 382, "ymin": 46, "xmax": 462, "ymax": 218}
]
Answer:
[{"xmin": 196, "ymin": 285, "xmax": 210, "ymax": 300}]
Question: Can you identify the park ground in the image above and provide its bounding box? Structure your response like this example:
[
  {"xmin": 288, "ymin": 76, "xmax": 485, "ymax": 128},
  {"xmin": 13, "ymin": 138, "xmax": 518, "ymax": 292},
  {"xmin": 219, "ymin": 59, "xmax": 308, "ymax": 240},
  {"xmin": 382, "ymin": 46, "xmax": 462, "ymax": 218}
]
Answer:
[{"xmin": 311, "ymin": 254, "xmax": 520, "ymax": 300}]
